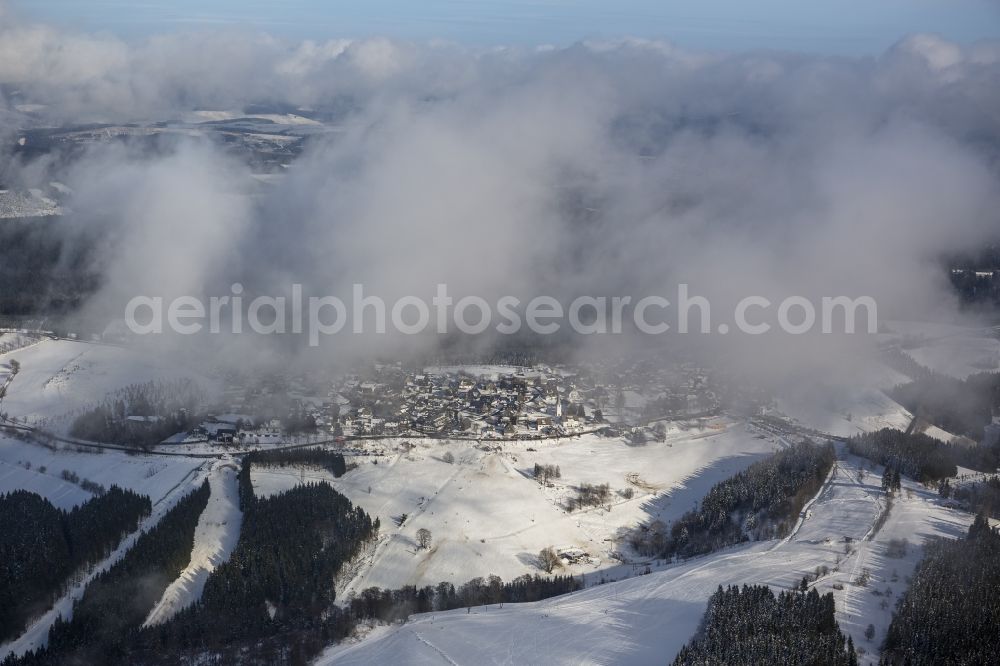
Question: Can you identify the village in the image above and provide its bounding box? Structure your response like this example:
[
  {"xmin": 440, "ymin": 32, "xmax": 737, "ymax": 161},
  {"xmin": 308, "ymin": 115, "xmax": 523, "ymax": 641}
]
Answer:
[{"xmin": 178, "ymin": 360, "xmax": 731, "ymax": 449}]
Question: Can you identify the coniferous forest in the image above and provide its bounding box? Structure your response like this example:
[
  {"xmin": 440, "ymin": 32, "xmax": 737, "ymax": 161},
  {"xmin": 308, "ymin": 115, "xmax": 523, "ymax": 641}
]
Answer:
[
  {"xmin": 847, "ymin": 428, "xmax": 959, "ymax": 482},
  {"xmin": 881, "ymin": 514, "xmax": 1000, "ymax": 665},
  {"xmin": 2, "ymin": 481, "xmax": 209, "ymax": 666},
  {"xmin": 245, "ymin": 447, "xmax": 347, "ymax": 478},
  {"xmin": 0, "ymin": 487, "xmax": 151, "ymax": 643},
  {"xmin": 847, "ymin": 427, "xmax": 999, "ymax": 482},
  {"xmin": 633, "ymin": 442, "xmax": 835, "ymax": 559},
  {"xmin": 672, "ymin": 584, "xmax": 858, "ymax": 665},
  {"xmin": 132, "ymin": 460, "xmax": 376, "ymax": 664}
]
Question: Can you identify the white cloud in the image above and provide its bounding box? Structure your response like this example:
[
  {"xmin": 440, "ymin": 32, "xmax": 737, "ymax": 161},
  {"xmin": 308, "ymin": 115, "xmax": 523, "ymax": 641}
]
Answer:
[{"xmin": 2, "ymin": 12, "xmax": 998, "ymax": 379}]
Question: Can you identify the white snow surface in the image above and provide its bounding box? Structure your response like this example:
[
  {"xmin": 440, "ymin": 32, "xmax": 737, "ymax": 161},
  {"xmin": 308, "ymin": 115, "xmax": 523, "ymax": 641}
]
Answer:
[
  {"xmin": 0, "ymin": 339, "xmax": 216, "ymax": 432},
  {"xmin": 318, "ymin": 455, "xmax": 977, "ymax": 666},
  {"xmin": 143, "ymin": 460, "xmax": 243, "ymax": 627},
  {"xmin": 188, "ymin": 110, "xmax": 321, "ymax": 125},
  {"xmin": 0, "ymin": 435, "xmax": 204, "ymax": 510},
  {"xmin": 905, "ymin": 335, "xmax": 1000, "ymax": 379},
  {"xmin": 249, "ymin": 421, "xmax": 781, "ymax": 595},
  {"xmin": 777, "ymin": 379, "xmax": 956, "ymax": 444},
  {"xmin": 252, "ymin": 465, "xmax": 342, "ymax": 499},
  {"xmin": 882, "ymin": 320, "xmax": 1000, "ymax": 379}
]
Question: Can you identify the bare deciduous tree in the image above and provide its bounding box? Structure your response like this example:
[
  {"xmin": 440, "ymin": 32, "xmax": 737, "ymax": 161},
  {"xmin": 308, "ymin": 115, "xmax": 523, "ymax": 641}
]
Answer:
[{"xmin": 539, "ymin": 546, "xmax": 560, "ymax": 573}]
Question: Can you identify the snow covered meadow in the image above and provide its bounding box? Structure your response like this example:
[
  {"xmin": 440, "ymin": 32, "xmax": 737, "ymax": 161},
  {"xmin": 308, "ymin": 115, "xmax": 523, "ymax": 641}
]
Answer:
[
  {"xmin": 268, "ymin": 424, "xmax": 780, "ymax": 594},
  {"xmin": 319, "ymin": 455, "xmax": 973, "ymax": 666}
]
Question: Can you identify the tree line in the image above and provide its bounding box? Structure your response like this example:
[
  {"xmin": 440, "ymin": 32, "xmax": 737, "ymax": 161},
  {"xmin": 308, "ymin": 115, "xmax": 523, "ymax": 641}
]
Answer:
[
  {"xmin": 532, "ymin": 462, "xmax": 561, "ymax": 485},
  {"xmin": 346, "ymin": 574, "xmax": 582, "ymax": 625},
  {"xmin": 673, "ymin": 584, "xmax": 858, "ymax": 665},
  {"xmin": 245, "ymin": 447, "xmax": 347, "ymax": 478},
  {"xmin": 0, "ymin": 487, "xmax": 151, "ymax": 644},
  {"xmin": 881, "ymin": 513, "xmax": 1000, "ymax": 664}
]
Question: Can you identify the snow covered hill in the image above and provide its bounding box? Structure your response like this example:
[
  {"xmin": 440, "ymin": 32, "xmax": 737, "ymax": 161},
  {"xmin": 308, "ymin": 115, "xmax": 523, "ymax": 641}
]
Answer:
[
  {"xmin": 0, "ymin": 339, "xmax": 217, "ymax": 432},
  {"xmin": 250, "ymin": 423, "xmax": 782, "ymax": 594},
  {"xmin": 317, "ymin": 454, "xmax": 975, "ymax": 665}
]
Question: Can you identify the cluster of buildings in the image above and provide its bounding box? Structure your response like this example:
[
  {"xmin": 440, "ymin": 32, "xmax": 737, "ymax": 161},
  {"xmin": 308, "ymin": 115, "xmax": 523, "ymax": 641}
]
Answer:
[
  {"xmin": 0, "ymin": 188, "xmax": 63, "ymax": 219},
  {"xmin": 174, "ymin": 360, "xmax": 731, "ymax": 447},
  {"xmin": 333, "ymin": 366, "xmax": 599, "ymax": 439}
]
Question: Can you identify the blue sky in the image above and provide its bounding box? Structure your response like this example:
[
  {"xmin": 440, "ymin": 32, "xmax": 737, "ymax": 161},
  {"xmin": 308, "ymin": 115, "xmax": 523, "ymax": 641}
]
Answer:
[{"xmin": 12, "ymin": 0, "xmax": 1000, "ymax": 54}]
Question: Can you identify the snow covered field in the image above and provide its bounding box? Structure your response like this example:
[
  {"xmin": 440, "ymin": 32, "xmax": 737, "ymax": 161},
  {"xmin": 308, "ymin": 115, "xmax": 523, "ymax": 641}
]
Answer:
[
  {"xmin": 252, "ymin": 465, "xmax": 343, "ymax": 498},
  {"xmin": 248, "ymin": 422, "xmax": 782, "ymax": 595},
  {"xmin": 905, "ymin": 334, "xmax": 1000, "ymax": 379},
  {"xmin": 0, "ymin": 339, "xmax": 216, "ymax": 432},
  {"xmin": 0, "ymin": 435, "xmax": 204, "ymax": 510},
  {"xmin": 318, "ymin": 454, "xmax": 977, "ymax": 666},
  {"xmin": 883, "ymin": 320, "xmax": 1000, "ymax": 379}
]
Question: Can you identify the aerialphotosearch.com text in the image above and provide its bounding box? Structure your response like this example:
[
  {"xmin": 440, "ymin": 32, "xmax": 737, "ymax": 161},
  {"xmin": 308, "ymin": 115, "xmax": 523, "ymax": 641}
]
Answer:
[{"xmin": 125, "ymin": 283, "xmax": 878, "ymax": 346}]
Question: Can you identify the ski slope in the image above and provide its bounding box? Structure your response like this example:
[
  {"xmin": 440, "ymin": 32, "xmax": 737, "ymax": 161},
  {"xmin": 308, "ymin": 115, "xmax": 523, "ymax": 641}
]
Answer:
[
  {"xmin": 144, "ymin": 460, "xmax": 243, "ymax": 627},
  {"xmin": 829, "ymin": 464, "xmax": 971, "ymax": 662},
  {"xmin": 317, "ymin": 454, "xmax": 976, "ymax": 666}
]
